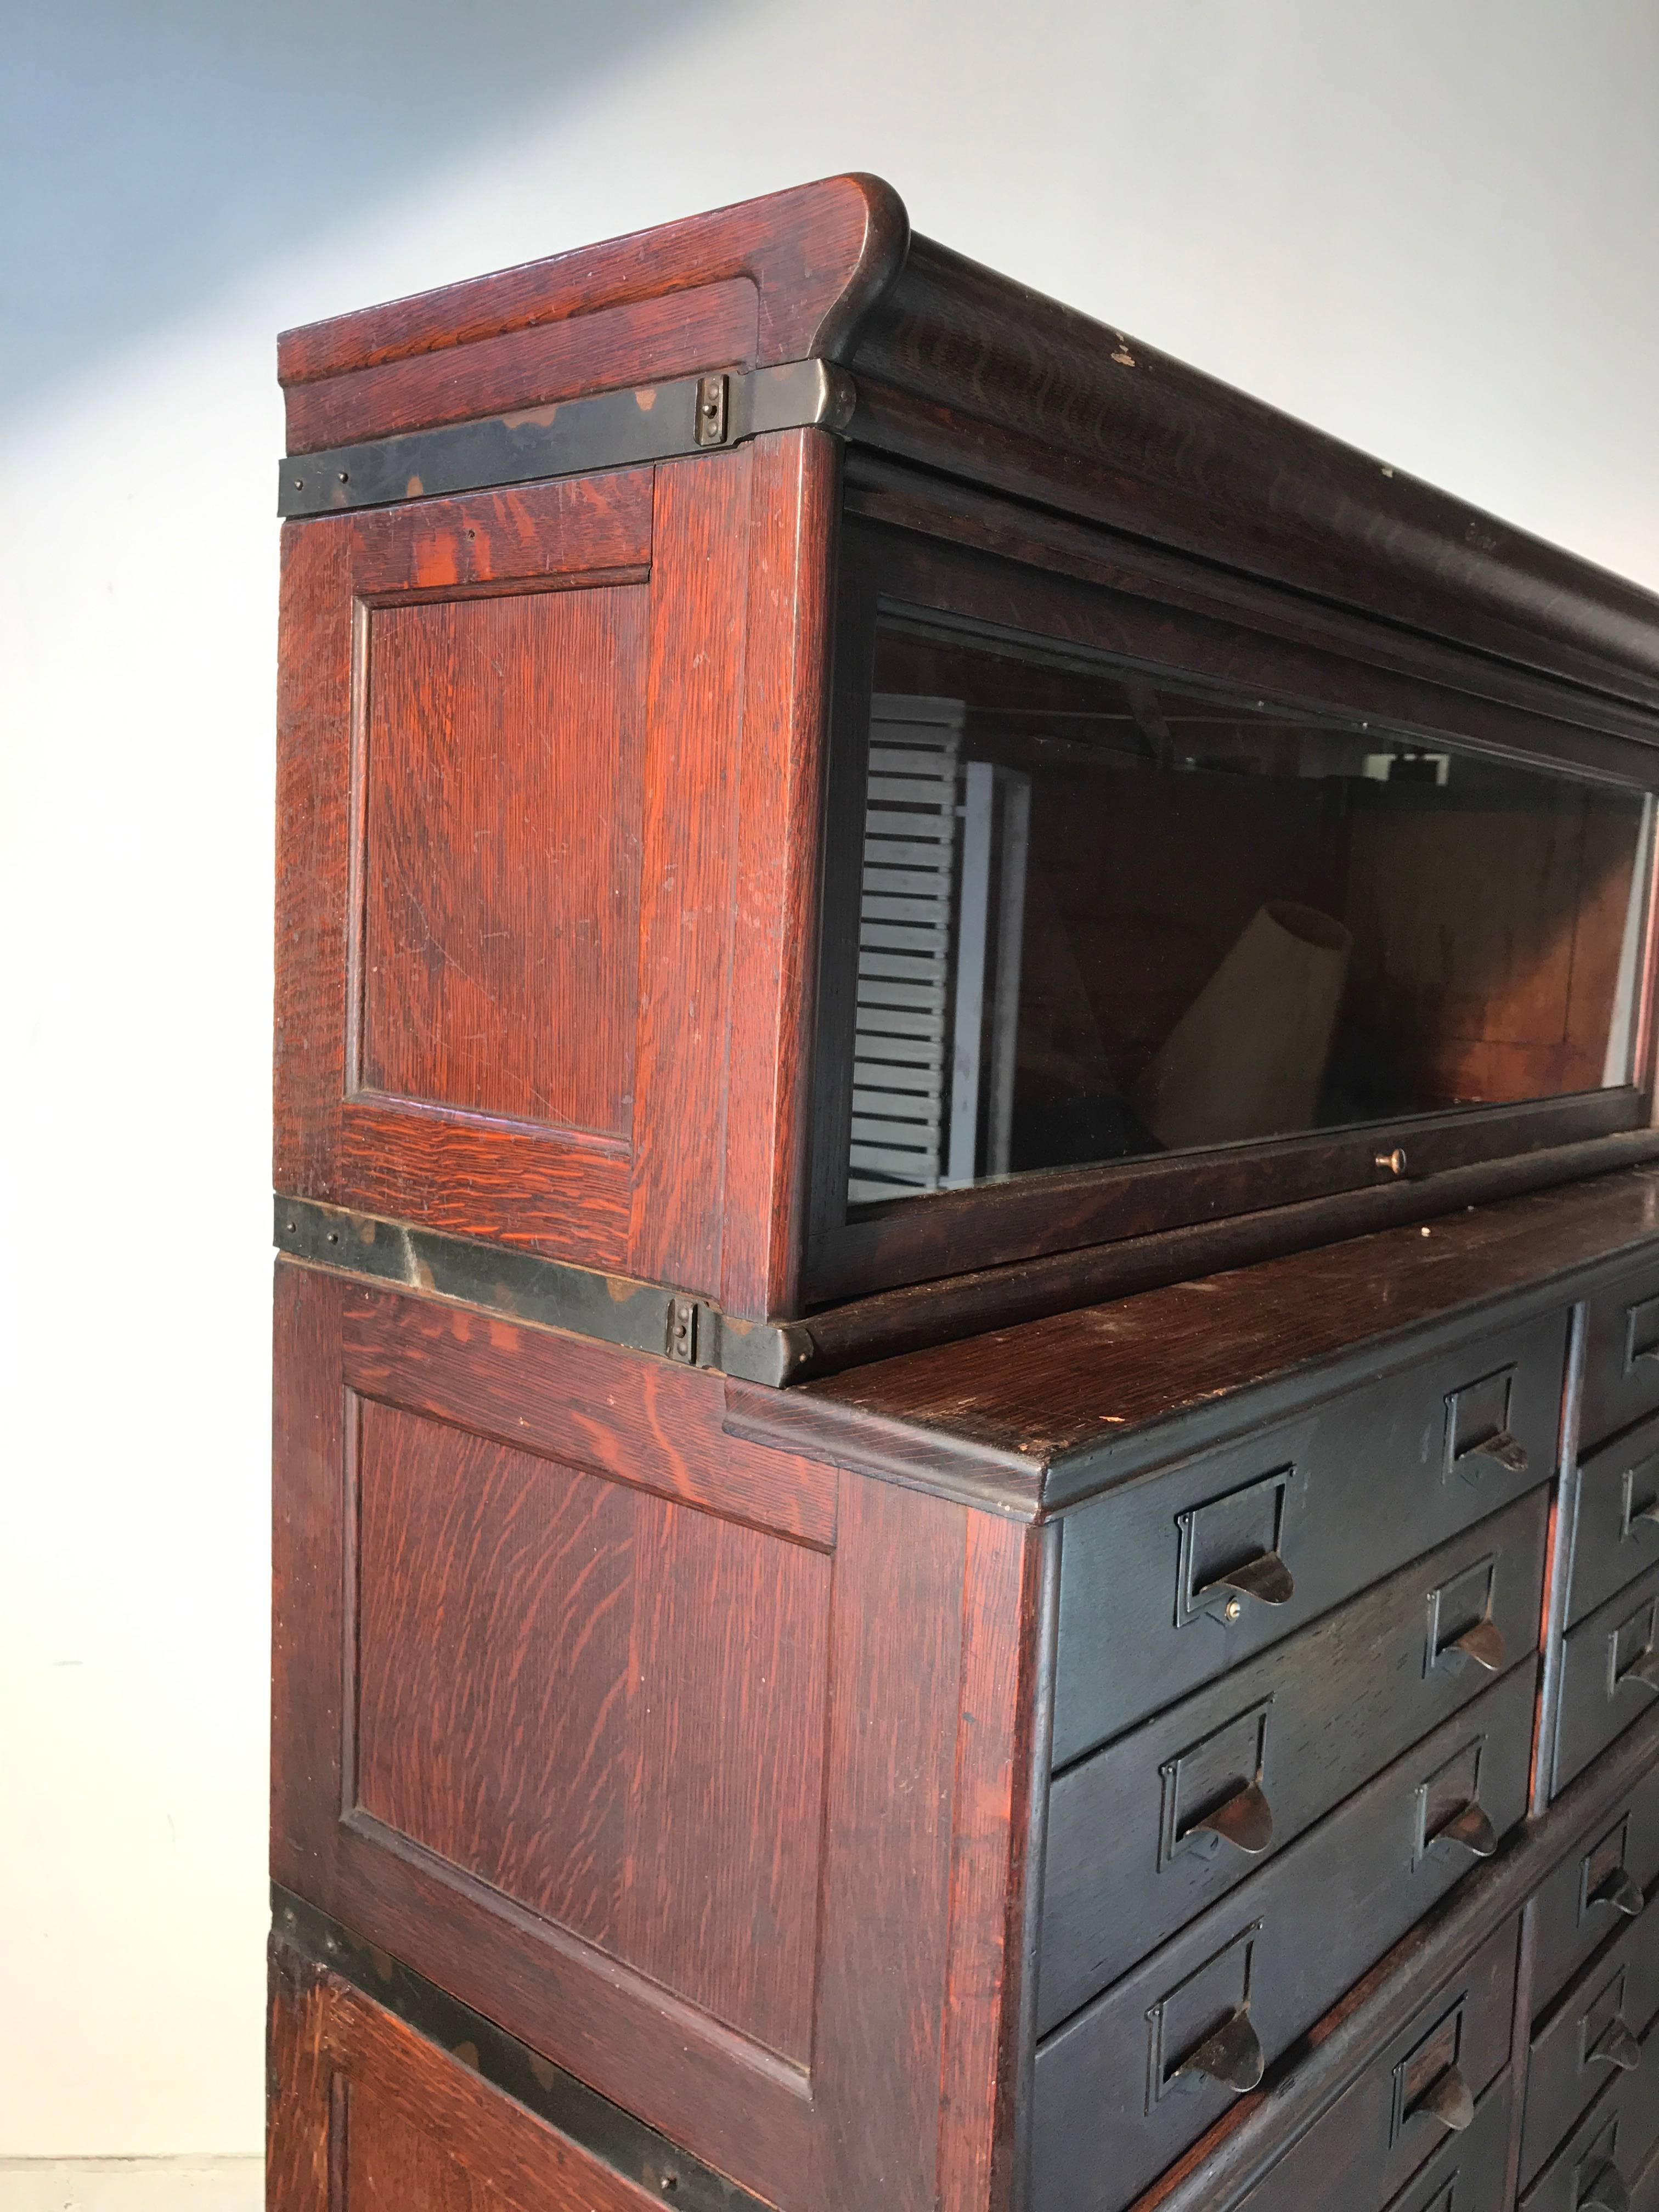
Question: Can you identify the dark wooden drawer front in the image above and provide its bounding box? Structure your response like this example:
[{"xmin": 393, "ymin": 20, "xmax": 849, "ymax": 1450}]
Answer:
[
  {"xmin": 1032, "ymin": 1666, "xmax": 1535, "ymax": 2212},
  {"xmin": 1571, "ymin": 1414, "xmax": 1659, "ymax": 1630},
  {"xmin": 1233, "ymin": 1922, "xmax": 1520, "ymax": 2212},
  {"xmin": 1372, "ymin": 2074, "xmax": 1516, "ymax": 2212},
  {"xmin": 1554, "ymin": 1560, "xmax": 1659, "ymax": 1795},
  {"xmin": 1582, "ymin": 1256, "xmax": 1659, "ymax": 1453},
  {"xmin": 1522, "ymin": 1883, "xmax": 1659, "ymax": 2185},
  {"xmin": 1519, "ymin": 2013, "xmax": 1659, "ymax": 2212},
  {"xmin": 1055, "ymin": 1309, "xmax": 1565, "ymax": 1765},
  {"xmin": 1533, "ymin": 1751, "xmax": 1659, "ymax": 2010},
  {"xmin": 1042, "ymin": 1493, "xmax": 1549, "ymax": 2025}
]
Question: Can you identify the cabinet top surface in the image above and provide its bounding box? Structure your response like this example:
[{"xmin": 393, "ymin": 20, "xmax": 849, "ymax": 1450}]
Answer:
[
  {"xmin": 777, "ymin": 1165, "xmax": 1659, "ymax": 1505},
  {"xmin": 278, "ymin": 173, "xmax": 1659, "ymax": 713}
]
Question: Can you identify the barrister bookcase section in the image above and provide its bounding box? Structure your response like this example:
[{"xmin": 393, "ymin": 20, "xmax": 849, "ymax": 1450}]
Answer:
[{"xmin": 270, "ymin": 174, "xmax": 1659, "ymax": 2212}]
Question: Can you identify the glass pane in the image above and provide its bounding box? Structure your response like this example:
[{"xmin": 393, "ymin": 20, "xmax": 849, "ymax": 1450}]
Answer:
[{"xmin": 846, "ymin": 620, "xmax": 1654, "ymax": 1206}]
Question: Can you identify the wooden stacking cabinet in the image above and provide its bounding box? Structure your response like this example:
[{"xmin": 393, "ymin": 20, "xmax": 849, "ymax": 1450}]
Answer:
[{"xmin": 269, "ymin": 175, "xmax": 1659, "ymax": 2212}]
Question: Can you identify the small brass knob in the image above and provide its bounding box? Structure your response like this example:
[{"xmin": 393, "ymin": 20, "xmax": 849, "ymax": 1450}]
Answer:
[{"xmin": 1375, "ymin": 1147, "xmax": 1408, "ymax": 1177}]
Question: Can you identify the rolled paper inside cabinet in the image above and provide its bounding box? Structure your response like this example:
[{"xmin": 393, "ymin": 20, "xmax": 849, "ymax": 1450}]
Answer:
[{"xmin": 1133, "ymin": 900, "xmax": 1353, "ymax": 1150}]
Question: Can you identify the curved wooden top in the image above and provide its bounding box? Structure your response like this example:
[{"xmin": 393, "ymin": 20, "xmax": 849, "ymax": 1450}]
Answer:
[{"xmin": 279, "ymin": 172, "xmax": 1659, "ymax": 714}]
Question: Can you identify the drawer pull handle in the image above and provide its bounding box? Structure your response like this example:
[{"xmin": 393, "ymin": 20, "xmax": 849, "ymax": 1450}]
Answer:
[
  {"xmin": 1173, "ymin": 2006, "xmax": 1265, "ymax": 2096},
  {"xmin": 1428, "ymin": 1800, "xmax": 1498, "ymax": 1866},
  {"xmin": 1196, "ymin": 1550, "xmax": 1295, "ymax": 1618},
  {"xmin": 1578, "ymin": 2159, "xmax": 1630, "ymax": 2212},
  {"xmin": 1181, "ymin": 1781, "xmax": 1275, "ymax": 1861},
  {"xmin": 1588, "ymin": 2017, "xmax": 1642, "ymax": 2073},
  {"xmin": 1455, "ymin": 1429, "xmax": 1528, "ymax": 1476},
  {"xmin": 1589, "ymin": 1867, "xmax": 1644, "ymax": 1918},
  {"xmin": 1443, "ymin": 1619, "xmax": 1508, "ymax": 1675},
  {"xmin": 1416, "ymin": 2063, "xmax": 1475, "ymax": 2134},
  {"xmin": 1616, "ymin": 1649, "xmax": 1659, "ymax": 1697},
  {"xmin": 1630, "ymin": 1494, "xmax": 1659, "ymax": 1534}
]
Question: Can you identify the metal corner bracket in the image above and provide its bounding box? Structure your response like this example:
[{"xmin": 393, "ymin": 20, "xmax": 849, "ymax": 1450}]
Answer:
[
  {"xmin": 274, "ymin": 1194, "xmax": 813, "ymax": 1387},
  {"xmin": 278, "ymin": 358, "xmax": 857, "ymax": 517}
]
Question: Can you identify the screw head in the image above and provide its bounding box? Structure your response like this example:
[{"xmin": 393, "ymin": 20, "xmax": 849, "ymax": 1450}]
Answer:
[{"xmin": 1224, "ymin": 1598, "xmax": 1243, "ymax": 1624}]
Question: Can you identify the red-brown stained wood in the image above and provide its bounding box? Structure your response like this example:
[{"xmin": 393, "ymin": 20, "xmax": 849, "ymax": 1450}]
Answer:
[
  {"xmin": 277, "ymin": 174, "xmax": 908, "ymax": 392},
  {"xmin": 285, "ymin": 279, "xmax": 761, "ymax": 453},
  {"xmin": 352, "ymin": 1397, "xmax": 832, "ymax": 2061},
  {"xmin": 359, "ymin": 585, "xmax": 647, "ymax": 1133},
  {"xmin": 338, "ymin": 1275, "xmax": 837, "ymax": 1545},
  {"xmin": 624, "ymin": 449, "xmax": 753, "ymax": 1293},
  {"xmin": 810, "ymin": 1471, "xmax": 967, "ymax": 2210},
  {"xmin": 274, "ymin": 469, "xmax": 652, "ymax": 1265},
  {"xmin": 720, "ymin": 428, "xmax": 840, "ymax": 1322},
  {"xmin": 938, "ymin": 1513, "xmax": 1044, "ymax": 2212},
  {"xmin": 800, "ymin": 1166, "xmax": 1659, "ymax": 1481},
  {"xmin": 268, "ymin": 1940, "xmax": 661, "ymax": 2212}
]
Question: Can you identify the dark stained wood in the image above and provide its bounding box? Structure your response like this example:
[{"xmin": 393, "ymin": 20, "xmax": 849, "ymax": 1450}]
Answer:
[
  {"xmin": 840, "ymin": 454, "xmax": 1659, "ymax": 760},
  {"xmin": 794, "ymin": 1130, "xmax": 1659, "ymax": 1386},
  {"xmin": 938, "ymin": 1511, "xmax": 1043, "ymax": 2212},
  {"xmin": 844, "ymin": 234, "xmax": 1659, "ymax": 714},
  {"xmin": 278, "ymin": 174, "xmax": 908, "ymax": 391},
  {"xmin": 625, "ymin": 450, "xmax": 752, "ymax": 1291},
  {"xmin": 719, "ymin": 427, "xmax": 840, "ymax": 1321},
  {"xmin": 1127, "ymin": 1709, "xmax": 1659, "ymax": 2212},
  {"xmin": 286, "ymin": 279, "xmax": 760, "ymax": 453},
  {"xmin": 267, "ymin": 1939, "xmax": 661, "ymax": 2212},
  {"xmin": 359, "ymin": 584, "xmax": 647, "ymax": 1134},
  {"xmin": 273, "ymin": 1260, "xmax": 1036, "ymax": 2212},
  {"xmin": 351, "ymin": 1395, "xmax": 831, "ymax": 2061},
  {"xmin": 274, "ymin": 468, "xmax": 653, "ymax": 1265},
  {"xmin": 338, "ymin": 1273, "xmax": 837, "ymax": 1545},
  {"xmin": 803, "ymin": 514, "xmax": 1656, "ymax": 1308},
  {"xmin": 1033, "ymin": 1666, "xmax": 1537, "ymax": 2212},
  {"xmin": 808, "ymin": 1470, "xmax": 965, "ymax": 2209},
  {"xmin": 794, "ymin": 1169, "xmax": 1659, "ymax": 1505},
  {"xmin": 1229, "ymin": 1918, "xmax": 1521, "ymax": 2212}
]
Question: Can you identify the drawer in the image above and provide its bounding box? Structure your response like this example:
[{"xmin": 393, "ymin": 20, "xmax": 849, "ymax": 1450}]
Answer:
[
  {"xmin": 1582, "ymin": 1254, "xmax": 1659, "ymax": 1453},
  {"xmin": 1521, "ymin": 1882, "xmax": 1659, "ymax": 2185},
  {"xmin": 1031, "ymin": 1665, "xmax": 1536, "ymax": 2212},
  {"xmin": 1533, "ymin": 1749, "xmax": 1659, "ymax": 2010},
  {"xmin": 1570, "ymin": 1413, "xmax": 1659, "ymax": 1629},
  {"xmin": 1519, "ymin": 2013, "xmax": 1659, "ymax": 2212},
  {"xmin": 1636, "ymin": 2134, "xmax": 1659, "ymax": 2212},
  {"xmin": 1042, "ymin": 1492, "xmax": 1548, "ymax": 2023},
  {"xmin": 1234, "ymin": 1921, "xmax": 1520, "ymax": 2212},
  {"xmin": 1374, "ymin": 2074, "xmax": 1515, "ymax": 2212},
  {"xmin": 1056, "ymin": 1307, "xmax": 1565, "ymax": 1764},
  {"xmin": 1553, "ymin": 1560, "xmax": 1659, "ymax": 1795}
]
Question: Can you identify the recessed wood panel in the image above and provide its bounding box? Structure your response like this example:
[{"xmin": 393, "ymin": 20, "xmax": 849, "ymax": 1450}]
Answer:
[
  {"xmin": 359, "ymin": 583, "xmax": 647, "ymax": 1136},
  {"xmin": 352, "ymin": 1397, "xmax": 831, "ymax": 2062}
]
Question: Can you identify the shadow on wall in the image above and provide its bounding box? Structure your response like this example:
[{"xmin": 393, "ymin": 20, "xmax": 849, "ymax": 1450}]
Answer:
[{"xmin": 1, "ymin": 0, "xmax": 734, "ymax": 411}]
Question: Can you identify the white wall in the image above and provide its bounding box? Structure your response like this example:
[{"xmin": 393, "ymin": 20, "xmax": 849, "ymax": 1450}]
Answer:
[{"xmin": 4, "ymin": 0, "xmax": 1657, "ymax": 2165}]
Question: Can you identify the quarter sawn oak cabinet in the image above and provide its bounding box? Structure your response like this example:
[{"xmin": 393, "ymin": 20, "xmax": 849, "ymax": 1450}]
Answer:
[{"xmin": 269, "ymin": 176, "xmax": 1659, "ymax": 2212}]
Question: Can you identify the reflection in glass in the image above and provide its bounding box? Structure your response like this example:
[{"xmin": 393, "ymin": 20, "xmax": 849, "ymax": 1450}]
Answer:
[{"xmin": 847, "ymin": 624, "xmax": 1654, "ymax": 1206}]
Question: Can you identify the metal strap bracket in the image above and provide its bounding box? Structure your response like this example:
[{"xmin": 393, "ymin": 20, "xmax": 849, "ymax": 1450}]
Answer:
[
  {"xmin": 278, "ymin": 358, "xmax": 857, "ymax": 517},
  {"xmin": 274, "ymin": 1194, "xmax": 813, "ymax": 1387}
]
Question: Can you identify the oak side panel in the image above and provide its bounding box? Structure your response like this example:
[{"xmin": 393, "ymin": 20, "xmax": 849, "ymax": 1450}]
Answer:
[
  {"xmin": 360, "ymin": 585, "xmax": 647, "ymax": 1134},
  {"xmin": 267, "ymin": 1937, "xmax": 331, "ymax": 2212},
  {"xmin": 286, "ymin": 279, "xmax": 761, "ymax": 452},
  {"xmin": 337, "ymin": 1278, "xmax": 837, "ymax": 1545},
  {"xmin": 273, "ymin": 1264, "xmax": 820, "ymax": 2205},
  {"xmin": 625, "ymin": 449, "xmax": 754, "ymax": 1293},
  {"xmin": 271, "ymin": 1261, "xmax": 348, "ymax": 1900},
  {"xmin": 938, "ymin": 1511, "xmax": 1043, "ymax": 2212},
  {"xmin": 352, "ymin": 1397, "xmax": 832, "ymax": 2061},
  {"xmin": 720, "ymin": 428, "xmax": 840, "ymax": 1321},
  {"xmin": 273, "ymin": 470, "xmax": 652, "ymax": 1265},
  {"xmin": 811, "ymin": 1470, "xmax": 969, "ymax": 2211},
  {"xmin": 268, "ymin": 1940, "xmax": 661, "ymax": 2212}
]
